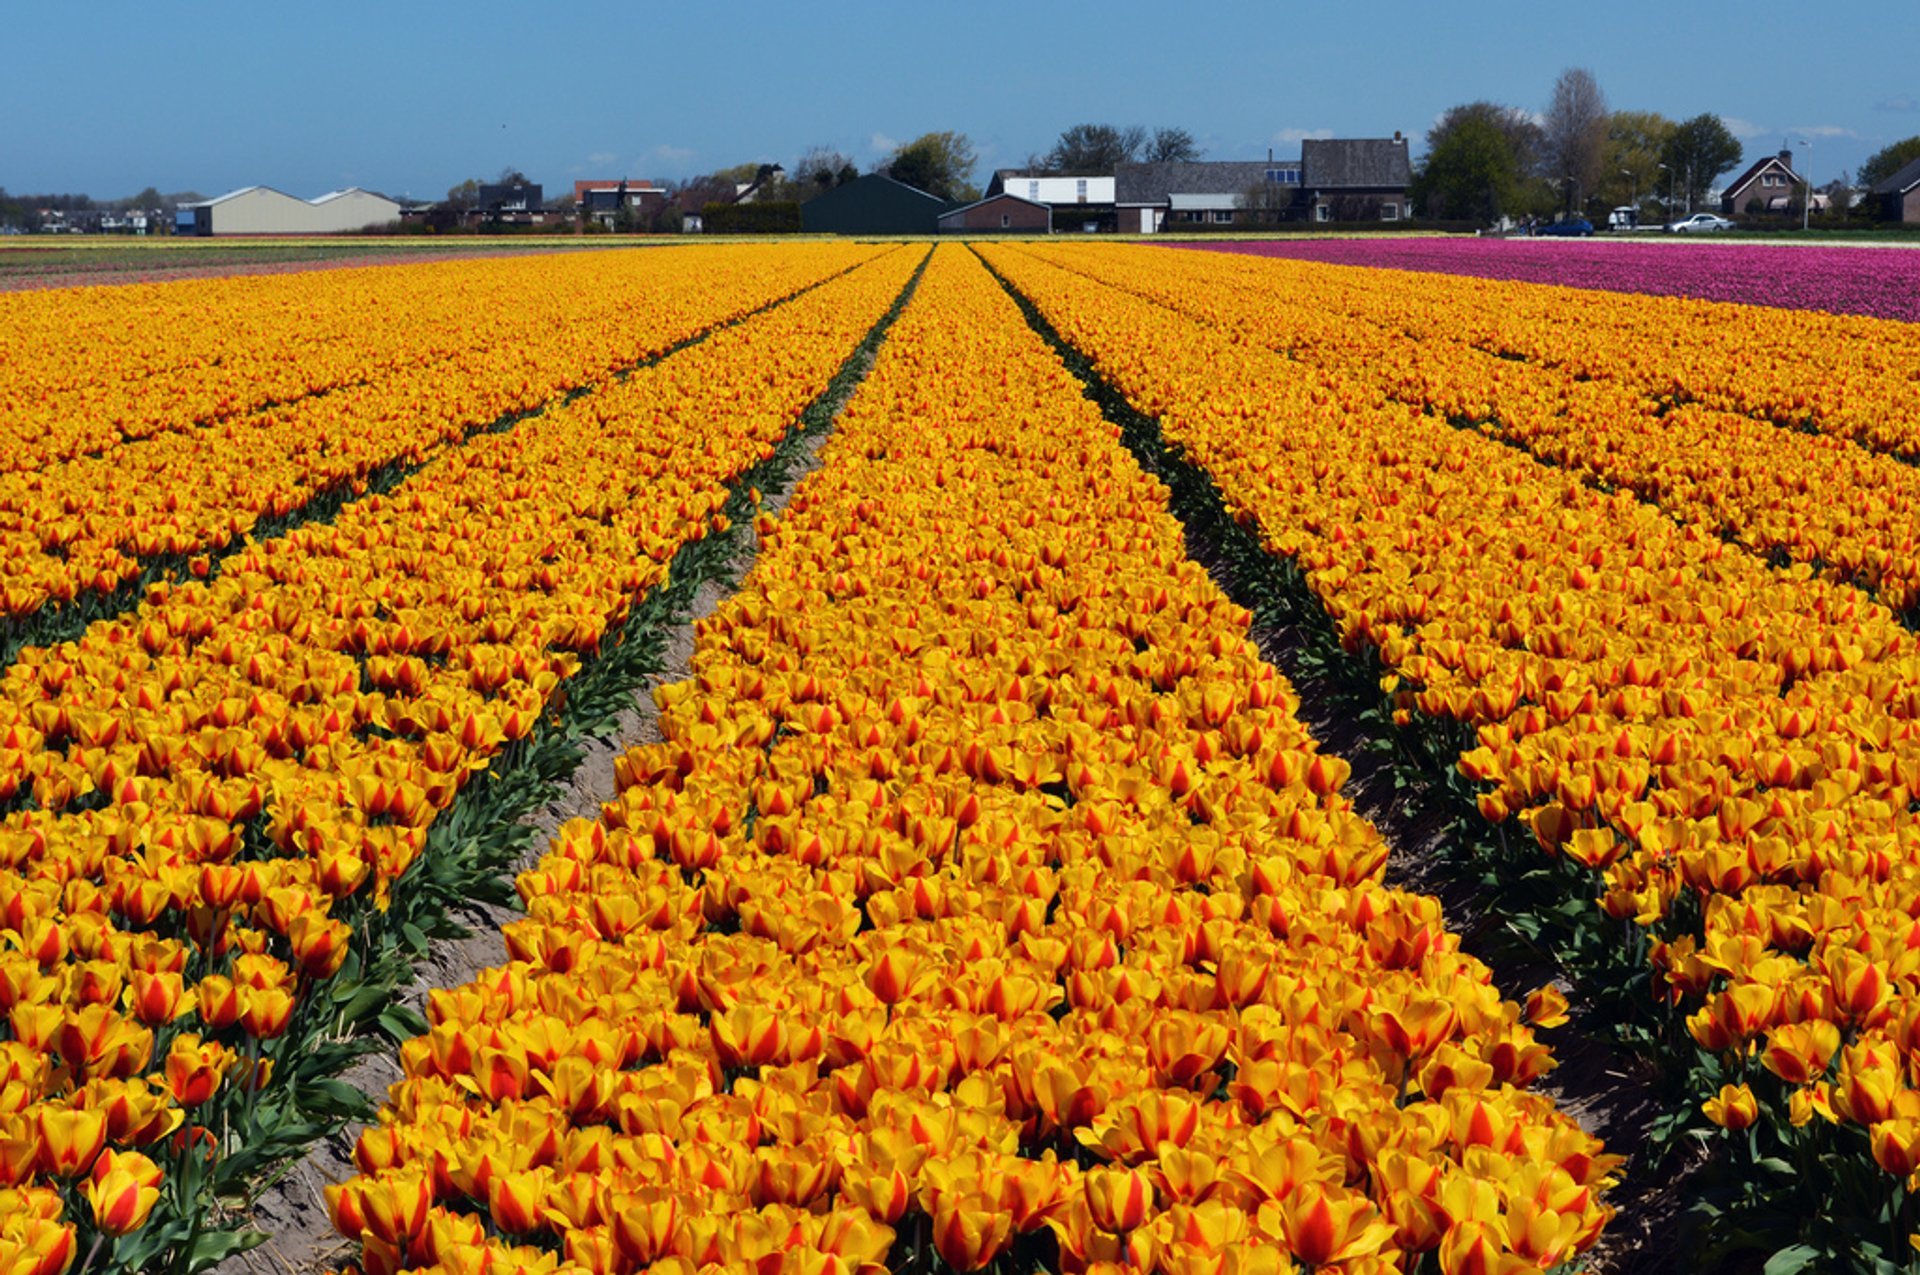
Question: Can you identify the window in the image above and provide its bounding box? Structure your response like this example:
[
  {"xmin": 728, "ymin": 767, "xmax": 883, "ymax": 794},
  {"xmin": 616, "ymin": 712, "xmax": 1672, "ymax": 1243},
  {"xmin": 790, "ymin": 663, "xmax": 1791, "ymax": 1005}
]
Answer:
[
  {"xmin": 1212, "ymin": 209, "xmax": 1235, "ymax": 224},
  {"xmin": 1001, "ymin": 213, "xmax": 1011, "ymax": 228},
  {"xmin": 1265, "ymin": 168, "xmax": 1300, "ymax": 185},
  {"xmin": 1028, "ymin": 180, "xmax": 1040, "ymax": 201},
  {"xmin": 1076, "ymin": 179, "xmax": 1088, "ymax": 203},
  {"xmin": 1381, "ymin": 203, "xmax": 1399, "ymax": 221},
  {"xmin": 1316, "ymin": 204, "xmax": 1331, "ymax": 222}
]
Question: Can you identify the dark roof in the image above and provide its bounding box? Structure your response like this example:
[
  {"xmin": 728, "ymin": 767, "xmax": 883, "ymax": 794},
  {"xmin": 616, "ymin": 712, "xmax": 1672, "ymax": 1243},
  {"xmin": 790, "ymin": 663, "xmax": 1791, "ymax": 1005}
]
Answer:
[
  {"xmin": 1873, "ymin": 156, "xmax": 1920, "ymax": 195},
  {"xmin": 1722, "ymin": 152, "xmax": 1799, "ymax": 198},
  {"xmin": 942, "ymin": 192, "xmax": 1050, "ymax": 215},
  {"xmin": 800, "ymin": 173, "xmax": 953, "ymax": 235},
  {"xmin": 1300, "ymin": 138, "xmax": 1411, "ymax": 189},
  {"xmin": 1114, "ymin": 161, "xmax": 1272, "ymax": 204}
]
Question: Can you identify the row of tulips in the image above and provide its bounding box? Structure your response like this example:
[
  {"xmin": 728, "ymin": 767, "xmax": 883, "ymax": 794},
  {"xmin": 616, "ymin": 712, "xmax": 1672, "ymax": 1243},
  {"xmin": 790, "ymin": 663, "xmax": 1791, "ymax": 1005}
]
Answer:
[
  {"xmin": 0, "ymin": 245, "xmax": 886, "ymax": 624},
  {"xmin": 981, "ymin": 242, "xmax": 1920, "ymax": 1264},
  {"xmin": 1194, "ymin": 239, "xmax": 1920, "ymax": 325},
  {"xmin": 325, "ymin": 244, "xmax": 1612, "ymax": 1275},
  {"xmin": 1182, "ymin": 242, "xmax": 1920, "ymax": 461},
  {"xmin": 0, "ymin": 247, "xmax": 926, "ymax": 1273},
  {"xmin": 0, "ymin": 247, "xmax": 836, "ymax": 471},
  {"xmin": 1042, "ymin": 244, "xmax": 1920, "ymax": 617}
]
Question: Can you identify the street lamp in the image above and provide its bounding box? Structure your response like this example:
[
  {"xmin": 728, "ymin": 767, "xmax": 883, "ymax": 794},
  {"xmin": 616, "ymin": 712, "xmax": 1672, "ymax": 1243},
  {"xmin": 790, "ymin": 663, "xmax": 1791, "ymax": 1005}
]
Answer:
[
  {"xmin": 1622, "ymin": 167, "xmax": 1636, "ymax": 218},
  {"xmin": 1658, "ymin": 163, "xmax": 1674, "ymax": 220},
  {"xmin": 1797, "ymin": 138, "xmax": 1814, "ymax": 231}
]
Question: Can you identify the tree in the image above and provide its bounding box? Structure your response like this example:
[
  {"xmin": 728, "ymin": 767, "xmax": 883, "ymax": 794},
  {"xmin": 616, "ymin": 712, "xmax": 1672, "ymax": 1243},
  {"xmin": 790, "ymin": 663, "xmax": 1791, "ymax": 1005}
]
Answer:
[
  {"xmin": 886, "ymin": 131, "xmax": 979, "ymax": 201},
  {"xmin": 497, "ymin": 167, "xmax": 530, "ymax": 185},
  {"xmin": 1660, "ymin": 115, "xmax": 1742, "ymax": 213},
  {"xmin": 1542, "ymin": 68, "xmax": 1609, "ymax": 212},
  {"xmin": 794, "ymin": 146, "xmax": 857, "ymax": 200},
  {"xmin": 445, "ymin": 178, "xmax": 481, "ymax": 210},
  {"xmin": 1411, "ymin": 102, "xmax": 1542, "ymax": 223},
  {"xmin": 1601, "ymin": 111, "xmax": 1677, "ymax": 210},
  {"xmin": 1046, "ymin": 123, "xmax": 1147, "ymax": 172},
  {"xmin": 1859, "ymin": 136, "xmax": 1920, "ymax": 190},
  {"xmin": 1145, "ymin": 127, "xmax": 1203, "ymax": 164}
]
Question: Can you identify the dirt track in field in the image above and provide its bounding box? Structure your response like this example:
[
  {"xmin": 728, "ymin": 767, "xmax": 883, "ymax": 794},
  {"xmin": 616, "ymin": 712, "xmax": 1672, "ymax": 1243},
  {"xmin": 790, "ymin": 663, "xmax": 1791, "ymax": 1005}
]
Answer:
[{"xmin": 210, "ymin": 348, "xmax": 858, "ymax": 1275}]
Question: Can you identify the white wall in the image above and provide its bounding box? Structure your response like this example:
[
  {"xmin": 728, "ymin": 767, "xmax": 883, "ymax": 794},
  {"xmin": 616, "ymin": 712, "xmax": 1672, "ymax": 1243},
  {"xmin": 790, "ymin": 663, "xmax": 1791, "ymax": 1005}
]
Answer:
[{"xmin": 1005, "ymin": 175, "xmax": 1116, "ymax": 204}]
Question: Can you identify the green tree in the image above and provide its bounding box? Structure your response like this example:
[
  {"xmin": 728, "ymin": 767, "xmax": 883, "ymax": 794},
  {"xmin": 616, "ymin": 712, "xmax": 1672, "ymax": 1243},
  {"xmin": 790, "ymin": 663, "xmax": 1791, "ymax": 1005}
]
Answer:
[
  {"xmin": 886, "ymin": 132, "xmax": 979, "ymax": 201},
  {"xmin": 1601, "ymin": 111, "xmax": 1677, "ymax": 210},
  {"xmin": 1660, "ymin": 115, "xmax": 1742, "ymax": 213},
  {"xmin": 445, "ymin": 178, "xmax": 481, "ymax": 209},
  {"xmin": 1411, "ymin": 103, "xmax": 1539, "ymax": 223},
  {"xmin": 1046, "ymin": 123, "xmax": 1147, "ymax": 171},
  {"xmin": 1145, "ymin": 127, "xmax": 1203, "ymax": 164},
  {"xmin": 1859, "ymin": 135, "xmax": 1920, "ymax": 190}
]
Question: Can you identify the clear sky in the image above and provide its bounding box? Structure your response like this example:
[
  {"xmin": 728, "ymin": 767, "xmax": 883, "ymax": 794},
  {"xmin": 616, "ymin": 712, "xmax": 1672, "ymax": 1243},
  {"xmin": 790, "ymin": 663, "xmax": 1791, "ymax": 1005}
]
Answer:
[{"xmin": 6, "ymin": 0, "xmax": 1914, "ymax": 200}]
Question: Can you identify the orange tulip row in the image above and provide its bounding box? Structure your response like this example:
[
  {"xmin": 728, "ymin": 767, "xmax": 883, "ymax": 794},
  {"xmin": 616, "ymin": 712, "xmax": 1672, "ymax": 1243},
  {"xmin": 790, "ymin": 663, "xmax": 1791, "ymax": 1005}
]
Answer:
[
  {"xmin": 0, "ymin": 245, "xmax": 888, "ymax": 621},
  {"xmin": 1202, "ymin": 249, "xmax": 1920, "ymax": 460},
  {"xmin": 0, "ymin": 247, "xmax": 924, "ymax": 1272},
  {"xmin": 1025, "ymin": 244, "xmax": 1920, "ymax": 618},
  {"xmin": 979, "ymin": 242, "xmax": 1920, "ymax": 1240},
  {"xmin": 0, "ymin": 247, "xmax": 850, "ymax": 471},
  {"xmin": 325, "ymin": 245, "xmax": 1610, "ymax": 1275}
]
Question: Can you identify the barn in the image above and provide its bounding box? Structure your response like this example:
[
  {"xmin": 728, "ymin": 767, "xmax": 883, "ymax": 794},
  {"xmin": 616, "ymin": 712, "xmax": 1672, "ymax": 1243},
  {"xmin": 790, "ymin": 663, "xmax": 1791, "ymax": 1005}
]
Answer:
[
  {"xmin": 800, "ymin": 174, "xmax": 952, "ymax": 235},
  {"xmin": 176, "ymin": 186, "xmax": 402, "ymax": 236}
]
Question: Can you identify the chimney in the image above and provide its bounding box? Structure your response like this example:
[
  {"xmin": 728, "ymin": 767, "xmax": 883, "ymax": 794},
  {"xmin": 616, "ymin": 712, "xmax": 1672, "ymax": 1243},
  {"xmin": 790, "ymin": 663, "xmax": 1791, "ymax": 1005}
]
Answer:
[
  {"xmin": 1394, "ymin": 130, "xmax": 1403, "ymax": 142},
  {"xmin": 1268, "ymin": 147, "xmax": 1274, "ymax": 163},
  {"xmin": 1780, "ymin": 148, "xmax": 1793, "ymax": 166}
]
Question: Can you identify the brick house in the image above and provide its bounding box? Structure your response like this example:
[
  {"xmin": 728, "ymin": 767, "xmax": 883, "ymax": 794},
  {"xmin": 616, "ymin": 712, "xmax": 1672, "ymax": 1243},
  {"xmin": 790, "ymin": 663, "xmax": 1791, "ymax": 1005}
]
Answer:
[
  {"xmin": 1115, "ymin": 136, "xmax": 1411, "ymax": 232},
  {"xmin": 937, "ymin": 193, "xmax": 1051, "ymax": 233},
  {"xmin": 573, "ymin": 179, "xmax": 667, "ymax": 227},
  {"xmin": 1721, "ymin": 150, "xmax": 1805, "ymax": 216}
]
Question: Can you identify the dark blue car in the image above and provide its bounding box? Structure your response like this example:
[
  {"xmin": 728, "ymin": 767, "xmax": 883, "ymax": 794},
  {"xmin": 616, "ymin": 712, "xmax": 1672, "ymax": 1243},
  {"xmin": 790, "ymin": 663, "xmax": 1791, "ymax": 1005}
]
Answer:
[{"xmin": 1534, "ymin": 217, "xmax": 1594, "ymax": 236}]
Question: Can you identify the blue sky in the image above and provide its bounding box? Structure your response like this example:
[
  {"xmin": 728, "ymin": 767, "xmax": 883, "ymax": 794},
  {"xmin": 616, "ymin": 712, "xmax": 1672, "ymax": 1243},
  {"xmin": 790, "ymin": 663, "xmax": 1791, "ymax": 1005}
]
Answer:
[{"xmin": 6, "ymin": 0, "xmax": 1914, "ymax": 199}]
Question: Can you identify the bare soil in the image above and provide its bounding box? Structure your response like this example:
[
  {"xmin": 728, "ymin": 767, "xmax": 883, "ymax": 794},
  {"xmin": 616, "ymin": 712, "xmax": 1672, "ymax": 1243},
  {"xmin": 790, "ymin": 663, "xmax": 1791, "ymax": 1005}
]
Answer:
[{"xmin": 209, "ymin": 376, "xmax": 849, "ymax": 1275}]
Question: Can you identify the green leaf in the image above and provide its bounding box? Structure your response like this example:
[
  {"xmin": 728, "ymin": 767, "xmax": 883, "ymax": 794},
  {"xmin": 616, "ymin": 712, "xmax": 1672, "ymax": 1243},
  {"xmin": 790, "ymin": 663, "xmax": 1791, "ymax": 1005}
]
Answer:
[
  {"xmin": 184, "ymin": 1226, "xmax": 270, "ymax": 1273},
  {"xmin": 378, "ymin": 1004, "xmax": 428, "ymax": 1040},
  {"xmin": 1762, "ymin": 1244, "xmax": 1823, "ymax": 1275}
]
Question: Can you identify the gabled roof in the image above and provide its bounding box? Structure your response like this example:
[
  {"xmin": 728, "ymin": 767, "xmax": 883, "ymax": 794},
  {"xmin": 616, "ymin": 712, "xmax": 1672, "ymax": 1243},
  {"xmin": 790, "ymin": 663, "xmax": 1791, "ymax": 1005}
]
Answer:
[
  {"xmin": 939, "ymin": 192, "xmax": 1050, "ymax": 216},
  {"xmin": 1873, "ymin": 156, "xmax": 1920, "ymax": 196},
  {"xmin": 1114, "ymin": 161, "xmax": 1271, "ymax": 204},
  {"xmin": 1300, "ymin": 138, "xmax": 1411, "ymax": 189},
  {"xmin": 845, "ymin": 172, "xmax": 951, "ymax": 204},
  {"xmin": 1723, "ymin": 152, "xmax": 1802, "ymax": 197}
]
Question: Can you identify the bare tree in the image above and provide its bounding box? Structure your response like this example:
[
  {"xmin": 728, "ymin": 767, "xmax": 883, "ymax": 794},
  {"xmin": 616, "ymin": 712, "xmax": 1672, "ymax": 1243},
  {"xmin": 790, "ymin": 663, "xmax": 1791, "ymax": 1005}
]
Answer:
[
  {"xmin": 1146, "ymin": 127, "xmax": 1203, "ymax": 163},
  {"xmin": 1047, "ymin": 124, "xmax": 1148, "ymax": 172},
  {"xmin": 1542, "ymin": 68, "xmax": 1609, "ymax": 212},
  {"xmin": 793, "ymin": 146, "xmax": 857, "ymax": 199}
]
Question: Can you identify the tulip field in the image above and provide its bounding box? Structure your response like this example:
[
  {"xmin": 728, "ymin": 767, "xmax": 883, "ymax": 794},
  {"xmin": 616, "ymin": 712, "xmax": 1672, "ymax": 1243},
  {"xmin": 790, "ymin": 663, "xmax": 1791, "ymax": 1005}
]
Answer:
[{"xmin": 3, "ymin": 237, "xmax": 1919, "ymax": 1275}]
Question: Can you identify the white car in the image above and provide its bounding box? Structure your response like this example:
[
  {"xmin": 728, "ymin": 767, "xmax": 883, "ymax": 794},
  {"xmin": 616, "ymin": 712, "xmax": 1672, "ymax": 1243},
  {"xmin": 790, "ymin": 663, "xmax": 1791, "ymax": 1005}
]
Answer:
[{"xmin": 1665, "ymin": 212, "xmax": 1735, "ymax": 233}]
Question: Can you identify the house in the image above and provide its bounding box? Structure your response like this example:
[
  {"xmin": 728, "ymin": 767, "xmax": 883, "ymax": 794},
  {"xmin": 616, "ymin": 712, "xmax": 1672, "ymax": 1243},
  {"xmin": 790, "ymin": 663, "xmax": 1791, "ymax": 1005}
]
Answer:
[
  {"xmin": 1872, "ymin": 156, "xmax": 1920, "ymax": 224},
  {"xmin": 573, "ymin": 179, "xmax": 667, "ymax": 227},
  {"xmin": 1115, "ymin": 161, "xmax": 1275, "ymax": 233},
  {"xmin": 1300, "ymin": 136, "xmax": 1412, "ymax": 222},
  {"xmin": 983, "ymin": 172, "xmax": 1116, "ymax": 232},
  {"xmin": 476, "ymin": 182, "xmax": 545, "ymax": 224},
  {"xmin": 1115, "ymin": 136, "xmax": 1411, "ymax": 232},
  {"xmin": 1721, "ymin": 150, "xmax": 1805, "ymax": 216},
  {"xmin": 176, "ymin": 186, "xmax": 402, "ymax": 235},
  {"xmin": 937, "ymin": 193, "xmax": 1051, "ymax": 234},
  {"xmin": 800, "ymin": 173, "xmax": 953, "ymax": 235}
]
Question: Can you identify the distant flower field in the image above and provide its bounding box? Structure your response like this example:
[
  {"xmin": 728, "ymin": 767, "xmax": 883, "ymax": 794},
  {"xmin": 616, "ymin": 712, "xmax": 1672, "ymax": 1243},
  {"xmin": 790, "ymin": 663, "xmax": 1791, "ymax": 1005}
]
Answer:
[{"xmin": 1186, "ymin": 237, "xmax": 1920, "ymax": 322}]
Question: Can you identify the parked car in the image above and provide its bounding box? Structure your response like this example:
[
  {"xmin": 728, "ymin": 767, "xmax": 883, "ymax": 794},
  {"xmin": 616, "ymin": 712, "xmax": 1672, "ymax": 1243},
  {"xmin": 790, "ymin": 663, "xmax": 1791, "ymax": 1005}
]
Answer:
[
  {"xmin": 1666, "ymin": 212, "xmax": 1735, "ymax": 233},
  {"xmin": 1534, "ymin": 217, "xmax": 1594, "ymax": 237}
]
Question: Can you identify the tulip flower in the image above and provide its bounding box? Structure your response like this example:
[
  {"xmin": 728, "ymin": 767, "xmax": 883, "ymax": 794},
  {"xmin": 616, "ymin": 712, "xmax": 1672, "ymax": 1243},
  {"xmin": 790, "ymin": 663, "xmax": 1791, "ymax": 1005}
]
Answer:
[
  {"xmin": 1702, "ymin": 1084, "xmax": 1760, "ymax": 1132},
  {"xmin": 85, "ymin": 1148, "xmax": 163, "ymax": 1235}
]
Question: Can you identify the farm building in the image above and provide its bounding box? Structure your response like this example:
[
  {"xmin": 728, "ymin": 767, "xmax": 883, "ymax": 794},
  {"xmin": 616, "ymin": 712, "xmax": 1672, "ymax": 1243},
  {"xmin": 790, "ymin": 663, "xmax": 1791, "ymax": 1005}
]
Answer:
[
  {"xmin": 1301, "ymin": 137, "xmax": 1412, "ymax": 222},
  {"xmin": 1872, "ymin": 156, "xmax": 1920, "ymax": 223},
  {"xmin": 1116, "ymin": 137, "xmax": 1411, "ymax": 232},
  {"xmin": 176, "ymin": 187, "xmax": 401, "ymax": 236},
  {"xmin": 800, "ymin": 174, "xmax": 953, "ymax": 235},
  {"xmin": 937, "ymin": 193, "xmax": 1051, "ymax": 234},
  {"xmin": 983, "ymin": 172, "xmax": 1116, "ymax": 232}
]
